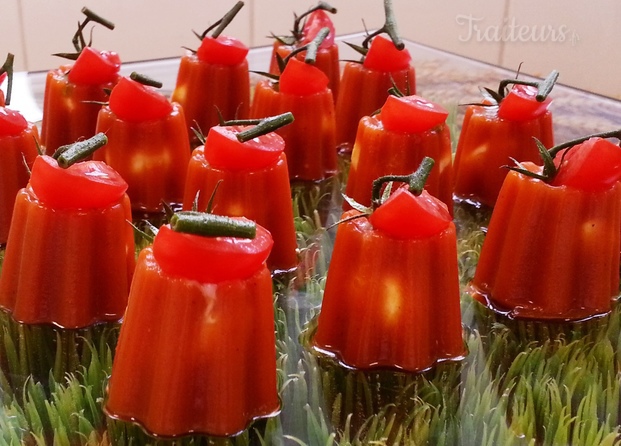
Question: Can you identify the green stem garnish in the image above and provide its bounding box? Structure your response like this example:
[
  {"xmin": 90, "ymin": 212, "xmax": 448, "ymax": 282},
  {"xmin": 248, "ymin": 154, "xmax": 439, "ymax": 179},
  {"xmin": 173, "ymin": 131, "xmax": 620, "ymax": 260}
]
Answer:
[
  {"xmin": 205, "ymin": 179, "xmax": 223, "ymax": 214},
  {"xmin": 53, "ymin": 8, "xmax": 114, "ymax": 60},
  {"xmin": 52, "ymin": 133, "xmax": 108, "ymax": 168},
  {"xmin": 498, "ymin": 70, "xmax": 559, "ymax": 102},
  {"xmin": 129, "ymin": 72, "xmax": 163, "ymax": 89},
  {"xmin": 548, "ymin": 129, "xmax": 621, "ymax": 157},
  {"xmin": 0, "ymin": 53, "xmax": 15, "ymax": 106},
  {"xmin": 80, "ymin": 7, "xmax": 115, "ymax": 31},
  {"xmin": 386, "ymin": 73, "xmax": 413, "ymax": 98},
  {"xmin": 371, "ymin": 157, "xmax": 435, "ymax": 208},
  {"xmin": 228, "ymin": 112, "xmax": 295, "ymax": 142},
  {"xmin": 198, "ymin": 1, "xmax": 244, "ymax": 40},
  {"xmin": 329, "ymin": 157, "xmax": 436, "ymax": 230},
  {"xmin": 505, "ymin": 128, "xmax": 621, "ymax": 181},
  {"xmin": 292, "ymin": 2, "xmax": 337, "ymax": 42},
  {"xmin": 72, "ymin": 7, "xmax": 115, "ymax": 54},
  {"xmin": 361, "ymin": 0, "xmax": 404, "ymax": 50},
  {"xmin": 170, "ymin": 211, "xmax": 256, "ymax": 238},
  {"xmin": 285, "ymin": 27, "xmax": 329, "ymax": 66}
]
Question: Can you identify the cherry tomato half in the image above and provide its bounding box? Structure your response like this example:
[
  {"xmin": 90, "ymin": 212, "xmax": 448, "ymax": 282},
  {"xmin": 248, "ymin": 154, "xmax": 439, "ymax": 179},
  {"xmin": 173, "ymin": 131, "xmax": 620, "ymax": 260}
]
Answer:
[
  {"xmin": 369, "ymin": 186, "xmax": 451, "ymax": 239},
  {"xmin": 552, "ymin": 137, "xmax": 621, "ymax": 192},
  {"xmin": 497, "ymin": 84, "xmax": 551, "ymax": 122},
  {"xmin": 153, "ymin": 221, "xmax": 273, "ymax": 283},
  {"xmin": 204, "ymin": 124, "xmax": 285, "ymax": 171},
  {"xmin": 379, "ymin": 95, "xmax": 448, "ymax": 133},
  {"xmin": 29, "ymin": 155, "xmax": 128, "ymax": 210},
  {"xmin": 363, "ymin": 35, "xmax": 412, "ymax": 73},
  {"xmin": 67, "ymin": 47, "xmax": 121, "ymax": 86},
  {"xmin": 108, "ymin": 77, "xmax": 173, "ymax": 123},
  {"xmin": 197, "ymin": 35, "xmax": 249, "ymax": 66},
  {"xmin": 279, "ymin": 57, "xmax": 330, "ymax": 96},
  {"xmin": 301, "ymin": 10, "xmax": 336, "ymax": 48},
  {"xmin": 0, "ymin": 107, "xmax": 28, "ymax": 137}
]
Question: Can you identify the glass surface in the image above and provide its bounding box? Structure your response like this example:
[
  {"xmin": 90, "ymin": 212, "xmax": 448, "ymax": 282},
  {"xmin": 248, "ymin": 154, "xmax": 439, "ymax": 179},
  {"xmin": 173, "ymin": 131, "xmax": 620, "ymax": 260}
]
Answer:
[{"xmin": 2, "ymin": 34, "xmax": 621, "ymax": 445}]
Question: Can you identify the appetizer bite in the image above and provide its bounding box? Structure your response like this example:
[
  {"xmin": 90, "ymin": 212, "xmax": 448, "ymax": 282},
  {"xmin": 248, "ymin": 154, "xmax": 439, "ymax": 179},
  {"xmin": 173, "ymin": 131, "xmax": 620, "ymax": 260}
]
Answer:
[
  {"xmin": 470, "ymin": 131, "xmax": 621, "ymax": 321},
  {"xmin": 335, "ymin": 0, "xmax": 415, "ymax": 152},
  {"xmin": 171, "ymin": 2, "xmax": 251, "ymax": 147},
  {"xmin": 94, "ymin": 73, "xmax": 191, "ymax": 215},
  {"xmin": 345, "ymin": 92, "xmax": 454, "ymax": 213},
  {"xmin": 0, "ymin": 54, "xmax": 40, "ymax": 245},
  {"xmin": 268, "ymin": 2, "xmax": 339, "ymax": 101},
  {"xmin": 40, "ymin": 8, "xmax": 120, "ymax": 155},
  {"xmin": 453, "ymin": 70, "xmax": 558, "ymax": 207},
  {"xmin": 183, "ymin": 113, "xmax": 298, "ymax": 273},
  {"xmin": 0, "ymin": 134, "xmax": 135, "ymax": 328},
  {"xmin": 106, "ymin": 212, "xmax": 279, "ymax": 438},
  {"xmin": 251, "ymin": 33, "xmax": 337, "ymax": 182},
  {"xmin": 312, "ymin": 158, "xmax": 465, "ymax": 372}
]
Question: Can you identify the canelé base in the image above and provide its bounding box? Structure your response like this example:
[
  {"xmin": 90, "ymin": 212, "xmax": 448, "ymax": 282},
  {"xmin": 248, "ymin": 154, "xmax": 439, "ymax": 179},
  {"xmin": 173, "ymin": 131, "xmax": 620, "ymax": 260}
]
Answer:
[{"xmin": 106, "ymin": 248, "xmax": 280, "ymax": 438}]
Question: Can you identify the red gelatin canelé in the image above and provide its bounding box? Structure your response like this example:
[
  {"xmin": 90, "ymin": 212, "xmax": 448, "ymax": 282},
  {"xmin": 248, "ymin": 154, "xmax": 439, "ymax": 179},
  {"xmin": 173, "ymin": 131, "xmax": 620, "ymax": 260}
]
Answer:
[
  {"xmin": 0, "ymin": 152, "xmax": 135, "ymax": 328},
  {"xmin": 251, "ymin": 58, "xmax": 337, "ymax": 181},
  {"xmin": 470, "ymin": 136, "xmax": 621, "ymax": 320},
  {"xmin": 453, "ymin": 75, "xmax": 557, "ymax": 207},
  {"xmin": 345, "ymin": 94, "xmax": 454, "ymax": 213},
  {"xmin": 95, "ymin": 76, "xmax": 191, "ymax": 213},
  {"xmin": 313, "ymin": 163, "xmax": 465, "ymax": 372},
  {"xmin": 335, "ymin": 35, "xmax": 416, "ymax": 151},
  {"xmin": 171, "ymin": 4, "xmax": 250, "ymax": 145},
  {"xmin": 183, "ymin": 121, "xmax": 298, "ymax": 272},
  {"xmin": 41, "ymin": 7, "xmax": 120, "ymax": 155},
  {"xmin": 0, "ymin": 102, "xmax": 40, "ymax": 245},
  {"xmin": 269, "ymin": 7, "xmax": 340, "ymax": 101},
  {"xmin": 106, "ymin": 215, "xmax": 279, "ymax": 438}
]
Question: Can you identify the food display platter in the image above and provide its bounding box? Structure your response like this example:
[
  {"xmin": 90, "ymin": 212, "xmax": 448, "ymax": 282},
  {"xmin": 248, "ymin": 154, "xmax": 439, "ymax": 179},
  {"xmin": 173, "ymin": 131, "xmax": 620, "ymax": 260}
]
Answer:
[{"xmin": 3, "ymin": 33, "xmax": 621, "ymax": 445}]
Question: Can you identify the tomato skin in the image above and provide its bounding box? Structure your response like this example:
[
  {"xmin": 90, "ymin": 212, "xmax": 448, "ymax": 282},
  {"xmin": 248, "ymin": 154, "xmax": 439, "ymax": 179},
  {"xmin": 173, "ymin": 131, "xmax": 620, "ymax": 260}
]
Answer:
[
  {"xmin": 498, "ymin": 84, "xmax": 551, "ymax": 122},
  {"xmin": 552, "ymin": 137, "xmax": 621, "ymax": 192},
  {"xmin": 197, "ymin": 35, "xmax": 249, "ymax": 66},
  {"xmin": 0, "ymin": 107, "xmax": 28, "ymax": 137},
  {"xmin": 152, "ymin": 222, "xmax": 273, "ymax": 284},
  {"xmin": 363, "ymin": 35, "xmax": 412, "ymax": 72},
  {"xmin": 379, "ymin": 95, "xmax": 448, "ymax": 133},
  {"xmin": 108, "ymin": 77, "xmax": 173, "ymax": 123},
  {"xmin": 204, "ymin": 125, "xmax": 285, "ymax": 171},
  {"xmin": 369, "ymin": 186, "xmax": 451, "ymax": 239},
  {"xmin": 279, "ymin": 57, "xmax": 330, "ymax": 96},
  {"xmin": 67, "ymin": 47, "xmax": 121, "ymax": 86},
  {"xmin": 29, "ymin": 155, "xmax": 128, "ymax": 210},
  {"xmin": 301, "ymin": 10, "xmax": 336, "ymax": 48}
]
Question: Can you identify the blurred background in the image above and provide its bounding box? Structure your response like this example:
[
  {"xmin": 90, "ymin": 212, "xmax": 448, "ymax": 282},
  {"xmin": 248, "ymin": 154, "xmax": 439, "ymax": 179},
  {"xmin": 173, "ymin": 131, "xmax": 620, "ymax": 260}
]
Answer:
[{"xmin": 2, "ymin": 0, "xmax": 619, "ymax": 99}]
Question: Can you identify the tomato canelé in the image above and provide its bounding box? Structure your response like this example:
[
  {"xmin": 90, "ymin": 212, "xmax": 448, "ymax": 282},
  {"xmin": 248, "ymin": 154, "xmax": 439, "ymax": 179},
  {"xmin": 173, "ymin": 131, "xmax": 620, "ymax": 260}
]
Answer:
[
  {"xmin": 0, "ymin": 136, "xmax": 135, "ymax": 329},
  {"xmin": 453, "ymin": 71, "xmax": 558, "ymax": 207},
  {"xmin": 0, "ymin": 54, "xmax": 40, "ymax": 245},
  {"xmin": 106, "ymin": 213, "xmax": 280, "ymax": 438},
  {"xmin": 269, "ymin": 3, "xmax": 340, "ymax": 101},
  {"xmin": 251, "ymin": 55, "xmax": 337, "ymax": 182},
  {"xmin": 335, "ymin": 34, "xmax": 415, "ymax": 151},
  {"xmin": 95, "ymin": 75, "xmax": 191, "ymax": 214},
  {"xmin": 183, "ymin": 114, "xmax": 299, "ymax": 272},
  {"xmin": 41, "ymin": 9, "xmax": 120, "ymax": 155},
  {"xmin": 171, "ymin": 2, "xmax": 250, "ymax": 146},
  {"xmin": 345, "ymin": 94, "xmax": 454, "ymax": 213},
  {"xmin": 313, "ymin": 160, "xmax": 465, "ymax": 372},
  {"xmin": 470, "ymin": 134, "xmax": 621, "ymax": 321}
]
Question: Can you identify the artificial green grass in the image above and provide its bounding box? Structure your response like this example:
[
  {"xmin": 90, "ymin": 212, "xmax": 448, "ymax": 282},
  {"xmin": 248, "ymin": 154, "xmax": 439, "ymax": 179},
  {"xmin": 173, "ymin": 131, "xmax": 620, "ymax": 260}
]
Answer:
[{"xmin": 0, "ymin": 185, "xmax": 620, "ymax": 445}]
